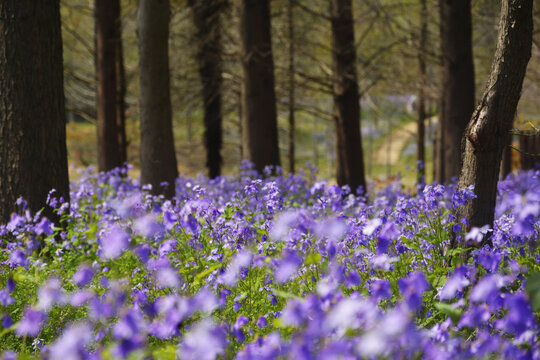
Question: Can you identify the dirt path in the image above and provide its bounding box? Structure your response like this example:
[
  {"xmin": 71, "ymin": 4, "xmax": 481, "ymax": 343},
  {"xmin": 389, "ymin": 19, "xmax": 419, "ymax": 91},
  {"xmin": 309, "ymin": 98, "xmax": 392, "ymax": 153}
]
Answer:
[{"xmin": 372, "ymin": 117, "xmax": 437, "ymax": 166}]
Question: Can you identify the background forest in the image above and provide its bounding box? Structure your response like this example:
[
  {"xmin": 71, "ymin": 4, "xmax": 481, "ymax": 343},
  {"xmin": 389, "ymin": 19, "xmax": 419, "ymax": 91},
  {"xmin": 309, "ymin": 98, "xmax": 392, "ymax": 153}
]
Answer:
[{"xmin": 61, "ymin": 0, "xmax": 540, "ymax": 186}]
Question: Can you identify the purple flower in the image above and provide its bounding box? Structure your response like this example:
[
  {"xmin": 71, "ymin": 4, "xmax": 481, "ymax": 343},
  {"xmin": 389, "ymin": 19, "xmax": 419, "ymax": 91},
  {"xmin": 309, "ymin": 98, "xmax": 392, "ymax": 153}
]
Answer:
[
  {"xmin": 377, "ymin": 222, "xmax": 400, "ymax": 254},
  {"xmin": 99, "ymin": 225, "xmax": 129, "ymax": 259},
  {"xmin": 1, "ymin": 351, "xmax": 17, "ymax": 360},
  {"xmin": 155, "ymin": 266, "xmax": 182, "ymax": 289},
  {"xmin": 257, "ymin": 316, "xmax": 268, "ymax": 329},
  {"xmin": 134, "ymin": 214, "xmax": 162, "ymax": 238},
  {"xmin": 458, "ymin": 304, "xmax": 490, "ymax": 328},
  {"xmin": 439, "ymin": 266, "xmax": 470, "ymax": 301},
  {"xmin": 69, "ymin": 290, "xmax": 94, "ymax": 307},
  {"xmin": 398, "ymin": 272, "xmax": 429, "ymax": 310},
  {"xmin": 469, "ymin": 275, "xmax": 502, "ymax": 303},
  {"xmin": 177, "ymin": 319, "xmax": 227, "ymax": 360},
  {"xmin": 363, "ymin": 218, "xmax": 382, "ymax": 236},
  {"xmin": 2, "ymin": 314, "xmax": 13, "ymax": 328},
  {"xmin": 370, "ymin": 254, "xmax": 396, "ymax": 271},
  {"xmin": 497, "ymin": 293, "xmax": 536, "ymax": 336},
  {"xmin": 6, "ymin": 277, "xmax": 16, "ymax": 293},
  {"xmin": 218, "ymin": 250, "xmax": 253, "ymax": 287},
  {"xmin": 233, "ymin": 315, "xmax": 249, "ymax": 343},
  {"xmin": 274, "ymin": 250, "xmax": 302, "ymax": 284},
  {"xmin": 34, "ymin": 217, "xmax": 54, "ymax": 236},
  {"xmin": 370, "ymin": 279, "xmax": 392, "ymax": 302},
  {"xmin": 192, "ymin": 288, "xmax": 219, "ymax": 314},
  {"xmin": 49, "ymin": 322, "xmax": 93, "ymax": 360},
  {"xmin": 16, "ymin": 308, "xmax": 47, "ymax": 337},
  {"xmin": 475, "ymin": 249, "xmax": 501, "ymax": 273},
  {"xmin": 234, "ymin": 301, "xmax": 243, "ymax": 312},
  {"xmin": 0, "ymin": 290, "xmax": 14, "ymax": 306},
  {"xmin": 465, "ymin": 225, "xmax": 491, "ymax": 244},
  {"xmin": 37, "ymin": 277, "xmax": 65, "ymax": 311},
  {"xmin": 113, "ymin": 310, "xmax": 145, "ymax": 340},
  {"xmin": 72, "ymin": 264, "xmax": 94, "ymax": 287},
  {"xmin": 219, "ymin": 288, "xmax": 231, "ymax": 306},
  {"xmin": 8, "ymin": 249, "xmax": 28, "ymax": 269},
  {"xmin": 134, "ymin": 244, "xmax": 151, "ymax": 264}
]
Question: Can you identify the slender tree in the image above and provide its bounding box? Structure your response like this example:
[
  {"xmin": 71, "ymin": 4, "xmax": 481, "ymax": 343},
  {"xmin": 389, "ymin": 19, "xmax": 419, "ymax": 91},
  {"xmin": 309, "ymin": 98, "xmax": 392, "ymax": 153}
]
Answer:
[
  {"xmin": 417, "ymin": 0, "xmax": 428, "ymax": 182},
  {"xmin": 189, "ymin": 0, "xmax": 226, "ymax": 179},
  {"xmin": 95, "ymin": 0, "xmax": 126, "ymax": 172},
  {"xmin": 437, "ymin": 0, "xmax": 475, "ymax": 183},
  {"xmin": 330, "ymin": 0, "xmax": 367, "ymax": 195},
  {"xmin": 138, "ymin": 0, "xmax": 178, "ymax": 198},
  {"xmin": 0, "ymin": 0, "xmax": 70, "ymax": 223},
  {"xmin": 240, "ymin": 0, "xmax": 281, "ymax": 173},
  {"xmin": 500, "ymin": 133, "xmax": 512, "ymax": 178},
  {"xmin": 116, "ymin": 28, "xmax": 127, "ymax": 164},
  {"xmin": 455, "ymin": 0, "xmax": 532, "ymax": 246},
  {"xmin": 287, "ymin": 0, "xmax": 296, "ymax": 175}
]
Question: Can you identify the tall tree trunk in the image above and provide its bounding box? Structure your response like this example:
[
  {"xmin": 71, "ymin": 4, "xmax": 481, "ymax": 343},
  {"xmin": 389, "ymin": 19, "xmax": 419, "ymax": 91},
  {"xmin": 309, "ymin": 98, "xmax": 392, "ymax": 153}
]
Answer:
[
  {"xmin": 500, "ymin": 132, "xmax": 512, "ymax": 178},
  {"xmin": 287, "ymin": 0, "xmax": 296, "ymax": 175},
  {"xmin": 438, "ymin": 0, "xmax": 475, "ymax": 183},
  {"xmin": 330, "ymin": 0, "xmax": 367, "ymax": 195},
  {"xmin": 240, "ymin": 0, "xmax": 281, "ymax": 173},
  {"xmin": 116, "ymin": 31, "xmax": 127, "ymax": 164},
  {"xmin": 435, "ymin": 106, "xmax": 444, "ymax": 182},
  {"xmin": 417, "ymin": 0, "xmax": 427, "ymax": 183},
  {"xmin": 138, "ymin": 0, "xmax": 178, "ymax": 198},
  {"xmin": 456, "ymin": 0, "xmax": 532, "ymax": 244},
  {"xmin": 189, "ymin": 0, "xmax": 226, "ymax": 179},
  {"xmin": 0, "ymin": 0, "xmax": 70, "ymax": 223},
  {"xmin": 95, "ymin": 0, "xmax": 126, "ymax": 171}
]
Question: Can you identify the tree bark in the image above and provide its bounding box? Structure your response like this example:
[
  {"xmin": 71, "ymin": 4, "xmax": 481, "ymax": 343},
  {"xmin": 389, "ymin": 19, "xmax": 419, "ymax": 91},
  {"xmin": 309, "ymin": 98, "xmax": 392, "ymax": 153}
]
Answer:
[
  {"xmin": 500, "ymin": 132, "xmax": 512, "ymax": 178},
  {"xmin": 456, "ymin": 0, "xmax": 532, "ymax": 243},
  {"xmin": 138, "ymin": 0, "xmax": 178, "ymax": 198},
  {"xmin": 417, "ymin": 0, "xmax": 427, "ymax": 183},
  {"xmin": 240, "ymin": 0, "xmax": 281, "ymax": 173},
  {"xmin": 116, "ymin": 28, "xmax": 127, "ymax": 164},
  {"xmin": 95, "ymin": 0, "xmax": 126, "ymax": 172},
  {"xmin": 0, "ymin": 0, "xmax": 70, "ymax": 223},
  {"xmin": 287, "ymin": 0, "xmax": 296, "ymax": 175},
  {"xmin": 438, "ymin": 0, "xmax": 475, "ymax": 183},
  {"xmin": 330, "ymin": 0, "xmax": 367, "ymax": 195},
  {"xmin": 189, "ymin": 0, "xmax": 226, "ymax": 179}
]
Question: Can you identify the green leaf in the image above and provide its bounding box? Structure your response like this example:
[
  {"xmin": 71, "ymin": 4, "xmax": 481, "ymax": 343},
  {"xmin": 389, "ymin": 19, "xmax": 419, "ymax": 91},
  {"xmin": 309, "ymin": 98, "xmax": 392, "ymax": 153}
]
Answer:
[
  {"xmin": 305, "ymin": 253, "xmax": 322, "ymax": 265},
  {"xmin": 152, "ymin": 345, "xmax": 176, "ymax": 360},
  {"xmin": 224, "ymin": 205, "xmax": 234, "ymax": 220},
  {"xmin": 272, "ymin": 288, "xmax": 301, "ymax": 300},
  {"xmin": 434, "ymin": 302, "xmax": 462, "ymax": 323},
  {"xmin": 526, "ymin": 272, "xmax": 540, "ymax": 312}
]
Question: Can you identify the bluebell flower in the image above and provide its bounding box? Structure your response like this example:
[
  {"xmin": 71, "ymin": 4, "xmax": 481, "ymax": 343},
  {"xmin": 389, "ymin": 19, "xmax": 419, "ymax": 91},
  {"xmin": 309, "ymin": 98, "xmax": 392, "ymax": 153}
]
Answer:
[{"xmin": 16, "ymin": 308, "xmax": 47, "ymax": 337}]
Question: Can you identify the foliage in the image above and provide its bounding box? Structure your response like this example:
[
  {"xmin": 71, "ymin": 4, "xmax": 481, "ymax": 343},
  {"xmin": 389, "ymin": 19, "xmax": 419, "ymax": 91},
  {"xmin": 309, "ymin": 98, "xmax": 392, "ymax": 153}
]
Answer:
[{"xmin": 0, "ymin": 165, "xmax": 539, "ymax": 359}]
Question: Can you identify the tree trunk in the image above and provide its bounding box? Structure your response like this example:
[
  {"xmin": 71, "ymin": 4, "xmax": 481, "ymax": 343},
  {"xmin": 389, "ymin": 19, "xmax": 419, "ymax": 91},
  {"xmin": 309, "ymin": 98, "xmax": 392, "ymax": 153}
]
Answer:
[
  {"xmin": 456, "ymin": 0, "xmax": 532, "ymax": 243},
  {"xmin": 240, "ymin": 0, "xmax": 281, "ymax": 173},
  {"xmin": 417, "ymin": 0, "xmax": 427, "ymax": 183},
  {"xmin": 189, "ymin": 0, "xmax": 226, "ymax": 179},
  {"xmin": 0, "ymin": 0, "xmax": 70, "ymax": 223},
  {"xmin": 116, "ymin": 29, "xmax": 127, "ymax": 164},
  {"xmin": 438, "ymin": 0, "xmax": 475, "ymax": 183},
  {"xmin": 520, "ymin": 132, "xmax": 540, "ymax": 170},
  {"xmin": 287, "ymin": 0, "xmax": 296, "ymax": 175},
  {"xmin": 500, "ymin": 132, "xmax": 512, "ymax": 178},
  {"xmin": 330, "ymin": 0, "xmax": 367, "ymax": 195},
  {"xmin": 138, "ymin": 0, "xmax": 178, "ymax": 198},
  {"xmin": 95, "ymin": 0, "xmax": 126, "ymax": 172}
]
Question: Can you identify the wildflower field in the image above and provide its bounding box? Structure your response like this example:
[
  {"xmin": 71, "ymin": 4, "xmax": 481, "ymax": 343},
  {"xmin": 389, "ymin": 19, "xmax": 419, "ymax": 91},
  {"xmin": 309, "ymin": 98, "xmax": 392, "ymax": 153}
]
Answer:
[{"xmin": 1, "ymin": 164, "xmax": 539, "ymax": 359}]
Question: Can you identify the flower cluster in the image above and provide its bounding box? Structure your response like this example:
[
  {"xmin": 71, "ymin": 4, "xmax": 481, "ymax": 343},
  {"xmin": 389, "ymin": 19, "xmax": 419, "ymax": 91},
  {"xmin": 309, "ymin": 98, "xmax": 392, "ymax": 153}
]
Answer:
[{"xmin": 0, "ymin": 165, "xmax": 539, "ymax": 359}]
